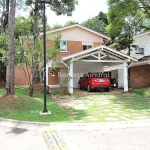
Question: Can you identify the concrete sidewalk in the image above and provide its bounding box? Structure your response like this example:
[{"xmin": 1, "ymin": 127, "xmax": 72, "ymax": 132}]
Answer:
[{"xmin": 1, "ymin": 117, "xmax": 150, "ymax": 131}]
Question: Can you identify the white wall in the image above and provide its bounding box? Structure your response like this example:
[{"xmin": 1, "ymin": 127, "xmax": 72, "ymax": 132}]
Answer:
[
  {"xmin": 111, "ymin": 70, "xmax": 118, "ymax": 81},
  {"xmin": 49, "ymin": 27, "xmax": 104, "ymax": 43},
  {"xmin": 120, "ymin": 34, "xmax": 150, "ymax": 59},
  {"xmin": 118, "ymin": 69, "xmax": 124, "ymax": 88},
  {"xmin": 73, "ymin": 62, "xmax": 103, "ymax": 88}
]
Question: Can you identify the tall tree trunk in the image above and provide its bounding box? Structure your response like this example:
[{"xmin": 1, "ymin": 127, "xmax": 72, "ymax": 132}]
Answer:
[
  {"xmin": 1, "ymin": 0, "xmax": 9, "ymax": 33},
  {"xmin": 33, "ymin": 0, "xmax": 40, "ymax": 84},
  {"xmin": 6, "ymin": 0, "xmax": 16, "ymax": 95}
]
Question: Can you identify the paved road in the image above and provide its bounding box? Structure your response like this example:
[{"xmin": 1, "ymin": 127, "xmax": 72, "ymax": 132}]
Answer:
[
  {"xmin": 0, "ymin": 126, "xmax": 48, "ymax": 150},
  {"xmin": 61, "ymin": 127, "xmax": 150, "ymax": 150},
  {"xmin": 1, "ymin": 125, "xmax": 150, "ymax": 150}
]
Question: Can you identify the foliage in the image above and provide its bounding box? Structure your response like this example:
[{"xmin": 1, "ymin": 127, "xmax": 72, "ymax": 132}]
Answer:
[
  {"xmin": 1, "ymin": 32, "xmax": 61, "ymax": 96},
  {"xmin": 60, "ymin": 75, "xmax": 72, "ymax": 90},
  {"xmin": 106, "ymin": 0, "xmax": 150, "ymax": 53},
  {"xmin": 82, "ymin": 11, "xmax": 108, "ymax": 35},
  {"xmin": 64, "ymin": 20, "xmax": 76, "ymax": 26},
  {"xmin": 131, "ymin": 87, "xmax": 150, "ymax": 97},
  {"xmin": 52, "ymin": 23, "xmax": 63, "ymax": 30}
]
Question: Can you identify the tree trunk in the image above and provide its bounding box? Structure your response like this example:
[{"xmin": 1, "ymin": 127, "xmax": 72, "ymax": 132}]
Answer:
[
  {"xmin": 6, "ymin": 0, "xmax": 16, "ymax": 95},
  {"xmin": 33, "ymin": 0, "xmax": 40, "ymax": 84}
]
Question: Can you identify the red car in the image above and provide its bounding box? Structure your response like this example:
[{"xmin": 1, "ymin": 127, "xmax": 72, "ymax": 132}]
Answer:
[{"xmin": 78, "ymin": 72, "xmax": 110, "ymax": 92}]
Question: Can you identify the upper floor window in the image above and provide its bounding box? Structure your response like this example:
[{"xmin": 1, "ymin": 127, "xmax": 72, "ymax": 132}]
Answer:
[
  {"xmin": 83, "ymin": 45, "xmax": 92, "ymax": 50},
  {"xmin": 60, "ymin": 41, "xmax": 67, "ymax": 52},
  {"xmin": 135, "ymin": 46, "xmax": 144, "ymax": 55}
]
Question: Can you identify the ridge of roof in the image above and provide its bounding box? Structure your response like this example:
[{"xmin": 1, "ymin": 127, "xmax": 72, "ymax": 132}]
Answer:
[{"xmin": 138, "ymin": 55, "xmax": 150, "ymax": 62}]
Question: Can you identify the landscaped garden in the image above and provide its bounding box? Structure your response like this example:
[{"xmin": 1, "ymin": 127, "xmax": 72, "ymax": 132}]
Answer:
[{"xmin": 0, "ymin": 87, "xmax": 150, "ymax": 123}]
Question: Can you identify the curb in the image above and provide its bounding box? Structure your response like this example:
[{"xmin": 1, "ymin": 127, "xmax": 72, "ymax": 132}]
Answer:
[{"xmin": 1, "ymin": 117, "xmax": 150, "ymax": 130}]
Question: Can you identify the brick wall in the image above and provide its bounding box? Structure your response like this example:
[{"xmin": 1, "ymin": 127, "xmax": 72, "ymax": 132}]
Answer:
[
  {"xmin": 130, "ymin": 64, "xmax": 150, "ymax": 88},
  {"xmin": 46, "ymin": 40, "xmax": 102, "ymax": 58}
]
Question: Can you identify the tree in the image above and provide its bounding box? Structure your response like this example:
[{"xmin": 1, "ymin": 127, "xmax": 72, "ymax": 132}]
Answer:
[
  {"xmin": 64, "ymin": 20, "xmax": 76, "ymax": 26},
  {"xmin": 52, "ymin": 23, "xmax": 63, "ymax": 30},
  {"xmin": 6, "ymin": 0, "xmax": 16, "ymax": 94},
  {"xmin": 15, "ymin": 34, "xmax": 61, "ymax": 96},
  {"xmin": 106, "ymin": 0, "xmax": 149, "ymax": 54},
  {"xmin": 25, "ymin": 0, "xmax": 78, "ymax": 84},
  {"xmin": 82, "ymin": 11, "xmax": 108, "ymax": 34},
  {"xmin": 0, "ymin": 0, "xmax": 27, "ymax": 33}
]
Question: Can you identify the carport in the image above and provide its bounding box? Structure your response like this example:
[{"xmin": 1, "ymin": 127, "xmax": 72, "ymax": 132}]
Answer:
[{"xmin": 61, "ymin": 45, "xmax": 137, "ymax": 94}]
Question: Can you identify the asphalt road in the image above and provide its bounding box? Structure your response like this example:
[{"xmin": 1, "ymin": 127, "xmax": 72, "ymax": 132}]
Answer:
[
  {"xmin": 0, "ymin": 126, "xmax": 48, "ymax": 150},
  {"xmin": 1, "ymin": 126, "xmax": 150, "ymax": 150},
  {"xmin": 61, "ymin": 127, "xmax": 150, "ymax": 150}
]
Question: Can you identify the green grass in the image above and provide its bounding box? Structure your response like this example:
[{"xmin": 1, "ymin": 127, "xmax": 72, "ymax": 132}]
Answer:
[
  {"xmin": 0, "ymin": 88, "xmax": 72, "ymax": 122},
  {"xmin": 1, "ymin": 87, "xmax": 150, "ymax": 123},
  {"xmin": 131, "ymin": 87, "xmax": 150, "ymax": 97}
]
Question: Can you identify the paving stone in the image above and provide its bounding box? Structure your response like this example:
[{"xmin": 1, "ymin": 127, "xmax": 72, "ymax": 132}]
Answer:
[
  {"xmin": 73, "ymin": 105, "xmax": 89, "ymax": 110},
  {"xmin": 123, "ymin": 114, "xmax": 131, "ymax": 117},
  {"xmin": 105, "ymin": 117, "xmax": 119, "ymax": 121},
  {"xmin": 119, "ymin": 116, "xmax": 130, "ymax": 121},
  {"xmin": 90, "ymin": 118, "xmax": 98, "ymax": 121},
  {"xmin": 82, "ymin": 116, "xmax": 95, "ymax": 119},
  {"xmin": 133, "ymin": 116, "xmax": 150, "ymax": 120},
  {"xmin": 108, "ymin": 113, "xmax": 118, "ymax": 117}
]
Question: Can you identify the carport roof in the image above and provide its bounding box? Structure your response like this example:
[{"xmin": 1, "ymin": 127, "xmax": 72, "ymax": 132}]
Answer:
[{"xmin": 62, "ymin": 45, "xmax": 137, "ymax": 62}]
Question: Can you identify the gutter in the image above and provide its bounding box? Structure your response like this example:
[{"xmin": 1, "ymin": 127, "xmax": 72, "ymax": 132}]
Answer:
[{"xmin": 130, "ymin": 60, "xmax": 150, "ymax": 67}]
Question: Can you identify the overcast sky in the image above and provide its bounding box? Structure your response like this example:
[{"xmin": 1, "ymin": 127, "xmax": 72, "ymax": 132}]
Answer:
[{"xmin": 46, "ymin": 0, "xmax": 108, "ymax": 26}]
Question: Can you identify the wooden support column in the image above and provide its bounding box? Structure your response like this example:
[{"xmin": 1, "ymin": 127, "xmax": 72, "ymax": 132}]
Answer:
[
  {"xmin": 123, "ymin": 62, "xmax": 128, "ymax": 92},
  {"xmin": 68, "ymin": 60, "xmax": 73, "ymax": 94}
]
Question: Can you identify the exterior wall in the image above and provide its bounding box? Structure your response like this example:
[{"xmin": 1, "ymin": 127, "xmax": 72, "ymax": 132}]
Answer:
[
  {"xmin": 48, "ymin": 68, "xmax": 60, "ymax": 85},
  {"xmin": 14, "ymin": 66, "xmax": 29, "ymax": 86},
  {"xmin": 118, "ymin": 69, "xmax": 124, "ymax": 88},
  {"xmin": 46, "ymin": 39, "xmax": 101, "ymax": 58},
  {"xmin": 130, "ymin": 64, "xmax": 150, "ymax": 88},
  {"xmin": 49, "ymin": 27, "xmax": 105, "ymax": 43}
]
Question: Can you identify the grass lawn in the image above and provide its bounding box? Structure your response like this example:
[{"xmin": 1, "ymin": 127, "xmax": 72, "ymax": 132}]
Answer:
[
  {"xmin": 0, "ymin": 88, "xmax": 72, "ymax": 122},
  {"xmin": 131, "ymin": 88, "xmax": 150, "ymax": 97},
  {"xmin": 0, "ymin": 87, "xmax": 150, "ymax": 123}
]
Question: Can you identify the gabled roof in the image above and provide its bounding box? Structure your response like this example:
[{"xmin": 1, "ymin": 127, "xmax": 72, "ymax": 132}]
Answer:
[
  {"xmin": 62, "ymin": 45, "xmax": 137, "ymax": 62},
  {"xmin": 134, "ymin": 30, "xmax": 150, "ymax": 38},
  {"xmin": 138, "ymin": 55, "xmax": 150, "ymax": 62},
  {"xmin": 49, "ymin": 24, "xmax": 110, "ymax": 40}
]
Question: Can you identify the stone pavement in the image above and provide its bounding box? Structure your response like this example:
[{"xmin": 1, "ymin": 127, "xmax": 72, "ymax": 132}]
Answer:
[{"xmin": 52, "ymin": 90, "xmax": 150, "ymax": 123}]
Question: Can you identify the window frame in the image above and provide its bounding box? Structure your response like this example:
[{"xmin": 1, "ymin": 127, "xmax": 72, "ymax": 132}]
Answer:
[
  {"xmin": 135, "ymin": 46, "xmax": 144, "ymax": 55},
  {"xmin": 60, "ymin": 41, "xmax": 67, "ymax": 52},
  {"xmin": 82, "ymin": 45, "xmax": 93, "ymax": 51}
]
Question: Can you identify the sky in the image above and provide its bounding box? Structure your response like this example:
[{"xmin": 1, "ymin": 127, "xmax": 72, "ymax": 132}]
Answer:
[{"xmin": 46, "ymin": 0, "xmax": 108, "ymax": 26}]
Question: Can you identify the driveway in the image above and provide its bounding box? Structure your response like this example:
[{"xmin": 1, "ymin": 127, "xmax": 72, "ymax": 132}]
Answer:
[{"xmin": 52, "ymin": 88, "xmax": 150, "ymax": 123}]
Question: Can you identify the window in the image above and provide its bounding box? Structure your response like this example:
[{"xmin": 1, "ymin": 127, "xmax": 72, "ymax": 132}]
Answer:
[
  {"xmin": 83, "ymin": 45, "xmax": 92, "ymax": 51},
  {"xmin": 60, "ymin": 41, "xmax": 67, "ymax": 52},
  {"xmin": 135, "ymin": 46, "xmax": 144, "ymax": 54}
]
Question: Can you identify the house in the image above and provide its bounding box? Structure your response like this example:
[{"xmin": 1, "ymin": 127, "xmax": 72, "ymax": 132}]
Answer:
[
  {"xmin": 106, "ymin": 31, "xmax": 150, "ymax": 89},
  {"xmin": 45, "ymin": 24, "xmax": 137, "ymax": 93},
  {"xmin": 0, "ymin": 24, "xmax": 137, "ymax": 93}
]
